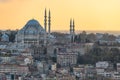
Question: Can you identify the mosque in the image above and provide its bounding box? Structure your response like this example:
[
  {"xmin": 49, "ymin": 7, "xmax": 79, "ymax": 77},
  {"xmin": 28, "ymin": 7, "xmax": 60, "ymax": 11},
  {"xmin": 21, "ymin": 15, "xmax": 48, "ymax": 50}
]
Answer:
[
  {"xmin": 15, "ymin": 9, "xmax": 52, "ymax": 46},
  {"xmin": 1, "ymin": 9, "xmax": 75, "ymax": 46}
]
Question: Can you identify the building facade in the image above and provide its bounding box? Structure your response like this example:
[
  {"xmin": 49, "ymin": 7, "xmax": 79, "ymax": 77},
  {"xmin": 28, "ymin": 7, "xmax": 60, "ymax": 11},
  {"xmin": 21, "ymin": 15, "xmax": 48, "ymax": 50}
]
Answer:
[{"xmin": 57, "ymin": 52, "xmax": 78, "ymax": 66}]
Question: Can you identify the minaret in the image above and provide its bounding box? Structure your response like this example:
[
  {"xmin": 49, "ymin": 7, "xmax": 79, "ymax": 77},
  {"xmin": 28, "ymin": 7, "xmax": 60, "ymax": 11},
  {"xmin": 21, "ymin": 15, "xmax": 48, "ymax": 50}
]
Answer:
[
  {"xmin": 70, "ymin": 19, "xmax": 72, "ymax": 34},
  {"xmin": 73, "ymin": 19, "xmax": 75, "ymax": 34},
  {"xmin": 48, "ymin": 10, "xmax": 51, "ymax": 35},
  {"xmin": 44, "ymin": 9, "xmax": 47, "ymax": 32},
  {"xmin": 70, "ymin": 19, "xmax": 73, "ymax": 43},
  {"xmin": 72, "ymin": 19, "xmax": 75, "ymax": 42},
  {"xmin": 44, "ymin": 9, "xmax": 47, "ymax": 46},
  {"xmin": 70, "ymin": 19, "xmax": 75, "ymax": 43}
]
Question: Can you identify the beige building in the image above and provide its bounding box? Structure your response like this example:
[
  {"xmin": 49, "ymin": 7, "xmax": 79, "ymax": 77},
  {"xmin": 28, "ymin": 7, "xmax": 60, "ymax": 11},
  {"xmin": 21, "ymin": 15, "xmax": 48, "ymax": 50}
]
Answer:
[
  {"xmin": 0, "ymin": 64, "xmax": 29, "ymax": 74},
  {"xmin": 57, "ymin": 52, "xmax": 78, "ymax": 66},
  {"xmin": 56, "ymin": 73, "xmax": 76, "ymax": 80}
]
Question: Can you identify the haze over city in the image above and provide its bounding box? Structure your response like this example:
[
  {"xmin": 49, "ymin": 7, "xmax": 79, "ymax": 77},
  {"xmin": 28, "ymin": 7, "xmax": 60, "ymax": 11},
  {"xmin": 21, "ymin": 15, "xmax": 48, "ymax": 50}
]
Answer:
[
  {"xmin": 1, "ymin": 0, "xmax": 120, "ymax": 80},
  {"xmin": 0, "ymin": 0, "xmax": 120, "ymax": 31}
]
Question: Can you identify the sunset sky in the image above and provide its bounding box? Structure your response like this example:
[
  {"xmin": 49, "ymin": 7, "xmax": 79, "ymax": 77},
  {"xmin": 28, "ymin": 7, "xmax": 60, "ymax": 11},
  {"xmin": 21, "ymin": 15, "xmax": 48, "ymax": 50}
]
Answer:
[{"xmin": 0, "ymin": 0, "xmax": 120, "ymax": 31}]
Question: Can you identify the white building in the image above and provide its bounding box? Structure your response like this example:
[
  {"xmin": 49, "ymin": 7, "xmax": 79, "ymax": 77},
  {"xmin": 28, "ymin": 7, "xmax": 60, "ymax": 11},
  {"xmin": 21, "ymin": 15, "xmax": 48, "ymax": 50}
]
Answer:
[
  {"xmin": 117, "ymin": 63, "xmax": 120, "ymax": 72},
  {"xmin": 112, "ymin": 72, "xmax": 120, "ymax": 80},
  {"xmin": 103, "ymin": 72, "xmax": 112, "ymax": 78},
  {"xmin": 96, "ymin": 61, "xmax": 109, "ymax": 69},
  {"xmin": 51, "ymin": 63, "xmax": 56, "ymax": 71},
  {"xmin": 96, "ymin": 68, "xmax": 105, "ymax": 75}
]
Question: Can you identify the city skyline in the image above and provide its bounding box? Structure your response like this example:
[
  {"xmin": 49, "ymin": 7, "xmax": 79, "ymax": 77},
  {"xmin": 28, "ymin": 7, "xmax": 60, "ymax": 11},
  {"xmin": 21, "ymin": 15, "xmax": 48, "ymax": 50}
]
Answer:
[{"xmin": 0, "ymin": 0, "xmax": 120, "ymax": 31}]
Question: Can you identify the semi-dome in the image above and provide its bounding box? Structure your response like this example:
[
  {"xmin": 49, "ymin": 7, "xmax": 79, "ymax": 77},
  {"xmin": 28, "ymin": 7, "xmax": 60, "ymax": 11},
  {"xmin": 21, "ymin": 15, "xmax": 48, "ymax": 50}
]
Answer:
[{"xmin": 1, "ymin": 33, "xmax": 9, "ymax": 42}]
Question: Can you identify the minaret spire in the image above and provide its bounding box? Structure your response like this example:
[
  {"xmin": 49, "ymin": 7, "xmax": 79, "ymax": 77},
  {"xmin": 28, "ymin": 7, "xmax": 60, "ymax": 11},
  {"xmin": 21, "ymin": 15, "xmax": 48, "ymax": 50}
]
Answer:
[
  {"xmin": 73, "ymin": 19, "xmax": 75, "ymax": 34},
  {"xmin": 48, "ymin": 9, "xmax": 51, "ymax": 34},
  {"xmin": 44, "ymin": 8, "xmax": 47, "ymax": 32},
  {"xmin": 70, "ymin": 19, "xmax": 75, "ymax": 43},
  {"xmin": 44, "ymin": 8, "xmax": 47, "ymax": 46},
  {"xmin": 70, "ymin": 19, "xmax": 72, "ymax": 34},
  {"xmin": 72, "ymin": 19, "xmax": 75, "ymax": 42}
]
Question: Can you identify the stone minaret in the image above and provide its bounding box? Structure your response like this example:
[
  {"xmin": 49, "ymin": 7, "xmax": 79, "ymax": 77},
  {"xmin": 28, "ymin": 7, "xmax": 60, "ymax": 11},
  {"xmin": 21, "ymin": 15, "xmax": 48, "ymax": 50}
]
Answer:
[
  {"xmin": 70, "ymin": 19, "xmax": 72, "ymax": 35},
  {"xmin": 48, "ymin": 10, "xmax": 51, "ymax": 35},
  {"xmin": 72, "ymin": 19, "xmax": 75, "ymax": 42},
  {"xmin": 73, "ymin": 19, "xmax": 75, "ymax": 34},
  {"xmin": 44, "ymin": 9, "xmax": 47, "ymax": 32},
  {"xmin": 44, "ymin": 9, "xmax": 47, "ymax": 46},
  {"xmin": 70, "ymin": 19, "xmax": 75, "ymax": 43}
]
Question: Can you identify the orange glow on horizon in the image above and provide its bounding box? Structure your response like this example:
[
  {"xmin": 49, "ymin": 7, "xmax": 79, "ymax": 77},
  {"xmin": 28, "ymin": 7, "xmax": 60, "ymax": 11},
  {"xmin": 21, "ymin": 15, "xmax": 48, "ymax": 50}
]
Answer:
[{"xmin": 0, "ymin": 0, "xmax": 120, "ymax": 31}]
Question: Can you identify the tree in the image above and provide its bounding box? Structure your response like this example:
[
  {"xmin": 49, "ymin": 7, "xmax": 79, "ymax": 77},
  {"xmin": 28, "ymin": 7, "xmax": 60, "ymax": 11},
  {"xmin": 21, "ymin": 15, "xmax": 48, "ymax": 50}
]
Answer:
[
  {"xmin": 9, "ymin": 31, "xmax": 17, "ymax": 42},
  {"xmin": 70, "ymin": 66, "xmax": 73, "ymax": 73},
  {"xmin": 51, "ymin": 57, "xmax": 57, "ymax": 62},
  {"xmin": 101, "ymin": 33, "xmax": 116, "ymax": 41},
  {"xmin": 80, "ymin": 31, "xmax": 87, "ymax": 43},
  {"xmin": 56, "ymin": 63, "xmax": 61, "ymax": 68},
  {"xmin": 43, "ymin": 47, "xmax": 47, "ymax": 55},
  {"xmin": 86, "ymin": 33, "xmax": 96, "ymax": 43}
]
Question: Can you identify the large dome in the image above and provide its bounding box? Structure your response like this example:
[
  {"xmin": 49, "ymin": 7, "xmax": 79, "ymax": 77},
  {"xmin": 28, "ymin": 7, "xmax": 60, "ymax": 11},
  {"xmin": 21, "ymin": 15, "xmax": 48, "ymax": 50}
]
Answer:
[
  {"xmin": 18, "ymin": 19, "xmax": 45, "ymax": 34},
  {"xmin": 26, "ymin": 19, "xmax": 40, "ymax": 25}
]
